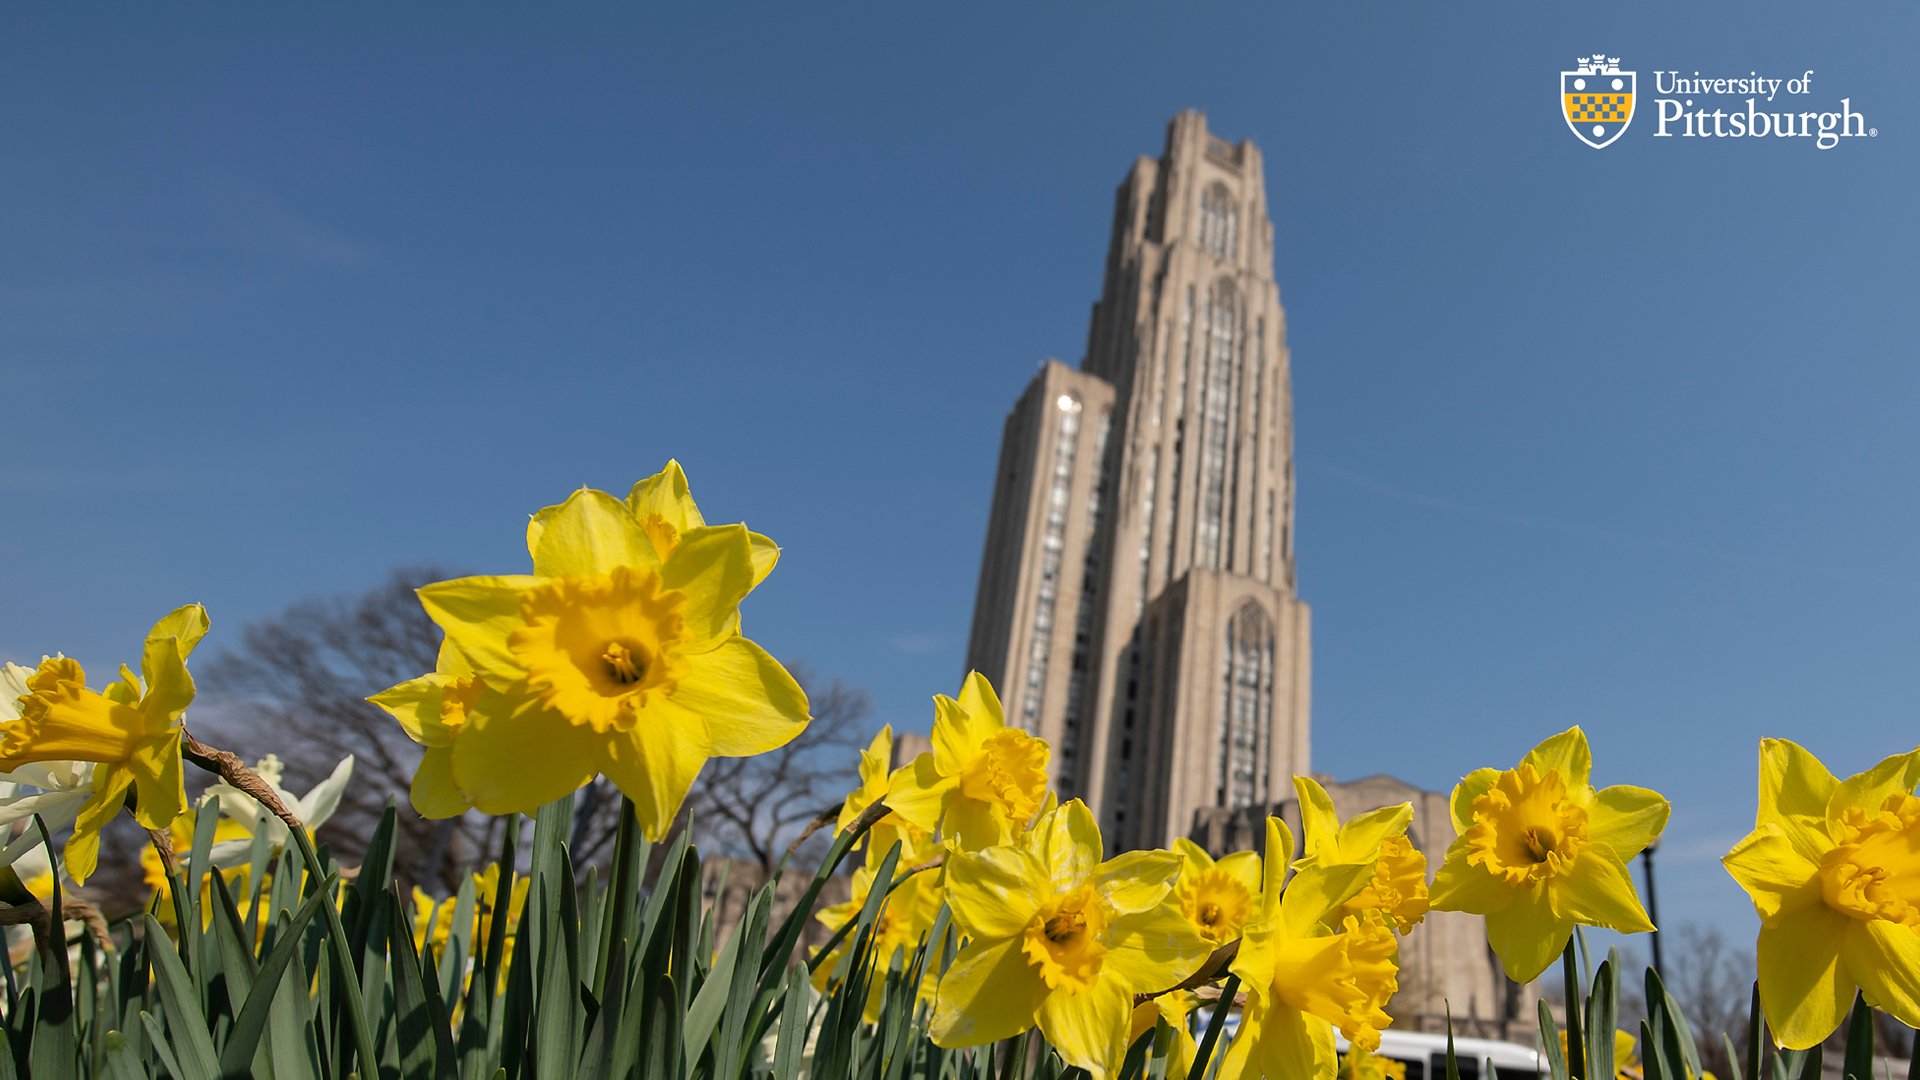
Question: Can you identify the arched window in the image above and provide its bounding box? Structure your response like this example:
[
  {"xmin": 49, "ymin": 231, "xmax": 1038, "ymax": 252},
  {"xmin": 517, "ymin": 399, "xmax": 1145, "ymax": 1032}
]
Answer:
[
  {"xmin": 1218, "ymin": 600, "xmax": 1274, "ymax": 807},
  {"xmin": 1196, "ymin": 280, "xmax": 1238, "ymax": 568},
  {"xmin": 1199, "ymin": 183, "xmax": 1237, "ymax": 260}
]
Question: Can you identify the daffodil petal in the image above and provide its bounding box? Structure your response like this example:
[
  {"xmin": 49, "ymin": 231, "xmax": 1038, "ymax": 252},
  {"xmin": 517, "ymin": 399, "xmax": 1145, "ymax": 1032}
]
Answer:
[
  {"xmin": 1450, "ymin": 768, "xmax": 1502, "ymax": 837},
  {"xmin": 1484, "ymin": 882, "xmax": 1572, "ymax": 983},
  {"xmin": 601, "ymin": 700, "xmax": 714, "ymax": 842},
  {"xmin": 411, "ymin": 747, "xmax": 471, "ymax": 819},
  {"xmin": 1097, "ymin": 849, "xmax": 1182, "ymax": 915},
  {"xmin": 945, "ymin": 845, "xmax": 1044, "ymax": 938},
  {"xmin": 125, "ymin": 732, "xmax": 186, "ymax": 830},
  {"xmin": 659, "ymin": 525, "xmax": 757, "ymax": 642},
  {"xmin": 368, "ymin": 673, "xmax": 449, "ymax": 746},
  {"xmin": 1828, "ymin": 748, "xmax": 1920, "ymax": 835},
  {"xmin": 1262, "ymin": 816, "xmax": 1295, "ymax": 903},
  {"xmin": 626, "ymin": 460, "xmax": 706, "ymax": 534},
  {"xmin": 931, "ymin": 694, "xmax": 977, "ymax": 776},
  {"xmin": 1295, "ymin": 776, "xmax": 1341, "ymax": 863},
  {"xmin": 946, "ymin": 796, "xmax": 1012, "ymax": 852},
  {"xmin": 669, "ymin": 637, "xmax": 808, "ymax": 757},
  {"xmin": 1277, "ymin": 861, "xmax": 1375, "ymax": 937},
  {"xmin": 956, "ymin": 671, "xmax": 1004, "ymax": 726},
  {"xmin": 1844, "ymin": 919, "xmax": 1920, "ymax": 1030},
  {"xmin": 139, "ymin": 629, "xmax": 197, "ymax": 726},
  {"xmin": 1756, "ymin": 905, "xmax": 1851, "ymax": 1050},
  {"xmin": 65, "ymin": 766, "xmax": 133, "ymax": 885},
  {"xmin": 417, "ymin": 575, "xmax": 540, "ymax": 685},
  {"xmin": 1039, "ymin": 799, "xmax": 1104, "ymax": 894},
  {"xmin": 883, "ymin": 754, "xmax": 952, "ymax": 832},
  {"xmin": 1036, "ymin": 974, "xmax": 1131, "ymax": 1080},
  {"xmin": 1215, "ymin": 849, "xmax": 1264, "ymax": 897},
  {"xmin": 1588, "ymin": 784, "xmax": 1669, "ymax": 860},
  {"xmin": 145, "ymin": 603, "xmax": 210, "ymax": 663},
  {"xmin": 1336, "ymin": 803, "xmax": 1414, "ymax": 863},
  {"xmin": 1758, "ymin": 738, "xmax": 1837, "ymax": 825},
  {"xmin": 1429, "ymin": 844, "xmax": 1517, "ymax": 915},
  {"xmin": 1522, "ymin": 727, "xmax": 1592, "ymax": 794},
  {"xmin": 531, "ymin": 488, "xmax": 658, "ymax": 579},
  {"xmin": 930, "ymin": 936, "xmax": 1048, "ymax": 1048},
  {"xmin": 1172, "ymin": 837, "xmax": 1216, "ymax": 876},
  {"xmin": 1722, "ymin": 823, "xmax": 1823, "ymax": 923},
  {"xmin": 746, "ymin": 531, "xmax": 779, "ymax": 586},
  {"xmin": 1551, "ymin": 847, "xmax": 1654, "ymax": 933},
  {"xmin": 448, "ymin": 695, "xmax": 599, "ymax": 816},
  {"xmin": 1105, "ymin": 904, "xmax": 1209, "ymax": 993}
]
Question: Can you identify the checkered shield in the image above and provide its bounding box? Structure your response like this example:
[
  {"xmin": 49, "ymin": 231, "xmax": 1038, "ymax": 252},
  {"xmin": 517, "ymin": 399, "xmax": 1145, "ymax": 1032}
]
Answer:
[{"xmin": 1562, "ymin": 70, "xmax": 1636, "ymax": 149}]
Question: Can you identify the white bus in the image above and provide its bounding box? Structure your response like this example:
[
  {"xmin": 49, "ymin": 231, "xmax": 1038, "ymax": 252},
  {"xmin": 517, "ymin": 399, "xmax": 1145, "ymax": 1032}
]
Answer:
[{"xmin": 1194, "ymin": 1012, "xmax": 1543, "ymax": 1080}]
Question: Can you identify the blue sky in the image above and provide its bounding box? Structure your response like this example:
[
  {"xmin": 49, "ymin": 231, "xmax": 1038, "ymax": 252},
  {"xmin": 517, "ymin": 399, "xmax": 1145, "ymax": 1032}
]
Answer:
[{"xmin": 3, "ymin": 5, "xmax": 1916, "ymax": 939}]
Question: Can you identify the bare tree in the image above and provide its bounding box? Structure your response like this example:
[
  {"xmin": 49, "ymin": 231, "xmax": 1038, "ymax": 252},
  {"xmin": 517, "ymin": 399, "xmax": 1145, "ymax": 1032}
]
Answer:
[
  {"xmin": 681, "ymin": 669, "xmax": 872, "ymax": 875},
  {"xmin": 198, "ymin": 566, "xmax": 507, "ymax": 892},
  {"xmin": 1664, "ymin": 923, "xmax": 1755, "ymax": 1077},
  {"xmin": 201, "ymin": 567, "xmax": 875, "ymax": 890}
]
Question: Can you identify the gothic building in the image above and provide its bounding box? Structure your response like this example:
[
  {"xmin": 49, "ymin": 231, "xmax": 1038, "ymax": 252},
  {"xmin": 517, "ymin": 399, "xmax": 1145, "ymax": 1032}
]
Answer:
[
  {"xmin": 965, "ymin": 110, "xmax": 1309, "ymax": 852},
  {"xmin": 961, "ymin": 111, "xmax": 1531, "ymax": 1037}
]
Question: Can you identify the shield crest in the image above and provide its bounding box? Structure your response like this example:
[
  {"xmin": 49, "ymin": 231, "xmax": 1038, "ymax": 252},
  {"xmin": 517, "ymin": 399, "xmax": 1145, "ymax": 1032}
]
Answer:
[{"xmin": 1561, "ymin": 66, "xmax": 1635, "ymax": 149}]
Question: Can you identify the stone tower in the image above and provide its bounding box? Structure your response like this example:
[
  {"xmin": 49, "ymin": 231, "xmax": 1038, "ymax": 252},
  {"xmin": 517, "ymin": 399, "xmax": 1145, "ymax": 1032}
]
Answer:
[{"xmin": 964, "ymin": 110, "xmax": 1310, "ymax": 851}]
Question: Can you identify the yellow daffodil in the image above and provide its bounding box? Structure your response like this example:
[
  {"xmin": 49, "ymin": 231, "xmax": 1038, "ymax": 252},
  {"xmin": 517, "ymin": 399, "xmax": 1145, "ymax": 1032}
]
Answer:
[
  {"xmin": 1722, "ymin": 739, "xmax": 1920, "ymax": 1049},
  {"xmin": 812, "ymin": 843, "xmax": 945, "ymax": 1022},
  {"xmin": 141, "ymin": 801, "xmax": 258, "ymax": 931},
  {"xmin": 376, "ymin": 466, "xmax": 809, "ymax": 840},
  {"xmin": 1294, "ymin": 777, "xmax": 1430, "ymax": 934},
  {"xmin": 838, "ymin": 725, "xmax": 930, "ymax": 858},
  {"xmin": 886, "ymin": 672, "xmax": 1050, "ymax": 851},
  {"xmin": 1428, "ymin": 727, "xmax": 1668, "ymax": 982},
  {"xmin": 1171, "ymin": 837, "xmax": 1261, "ymax": 947},
  {"xmin": 1128, "ymin": 991, "xmax": 1199, "ymax": 1079},
  {"xmin": 1341, "ymin": 1044, "xmax": 1409, "ymax": 1080},
  {"xmin": 0, "ymin": 605, "xmax": 209, "ymax": 884},
  {"xmin": 413, "ymin": 863, "xmax": 531, "ymax": 972},
  {"xmin": 1223, "ymin": 817, "xmax": 1399, "ymax": 1080},
  {"xmin": 1560, "ymin": 1028, "xmax": 1641, "ymax": 1080},
  {"xmin": 931, "ymin": 800, "xmax": 1206, "ymax": 1080},
  {"xmin": 369, "ymin": 639, "xmax": 484, "ymax": 818}
]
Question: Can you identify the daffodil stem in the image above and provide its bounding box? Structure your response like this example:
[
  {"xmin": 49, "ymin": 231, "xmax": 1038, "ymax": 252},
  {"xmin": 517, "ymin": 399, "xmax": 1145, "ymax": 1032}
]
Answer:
[
  {"xmin": 1134, "ymin": 937, "xmax": 1240, "ymax": 1006},
  {"xmin": 777, "ymin": 798, "xmax": 848, "ymax": 876},
  {"xmin": 181, "ymin": 731, "xmax": 307, "ymax": 835}
]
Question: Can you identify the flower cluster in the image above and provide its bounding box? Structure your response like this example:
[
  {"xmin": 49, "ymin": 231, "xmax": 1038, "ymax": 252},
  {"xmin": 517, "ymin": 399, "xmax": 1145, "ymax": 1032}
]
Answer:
[{"xmin": 7, "ymin": 462, "xmax": 1917, "ymax": 1078}]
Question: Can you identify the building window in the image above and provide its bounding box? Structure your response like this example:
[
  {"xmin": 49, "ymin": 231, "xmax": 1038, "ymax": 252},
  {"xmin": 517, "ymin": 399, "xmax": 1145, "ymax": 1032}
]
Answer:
[
  {"xmin": 1199, "ymin": 182, "xmax": 1237, "ymax": 260},
  {"xmin": 1218, "ymin": 600, "xmax": 1274, "ymax": 807},
  {"xmin": 1058, "ymin": 408, "xmax": 1111, "ymax": 793},
  {"xmin": 1021, "ymin": 395, "xmax": 1081, "ymax": 729},
  {"xmin": 1196, "ymin": 279, "xmax": 1238, "ymax": 569}
]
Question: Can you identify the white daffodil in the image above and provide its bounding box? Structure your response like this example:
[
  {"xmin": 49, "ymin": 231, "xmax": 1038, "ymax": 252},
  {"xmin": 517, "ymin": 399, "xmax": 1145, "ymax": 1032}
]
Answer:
[
  {"xmin": 0, "ymin": 660, "xmax": 97, "ymax": 866},
  {"xmin": 204, "ymin": 753, "xmax": 354, "ymax": 866}
]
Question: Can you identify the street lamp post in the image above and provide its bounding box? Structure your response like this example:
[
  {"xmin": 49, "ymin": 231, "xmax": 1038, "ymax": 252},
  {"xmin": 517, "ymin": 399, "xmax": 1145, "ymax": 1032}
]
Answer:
[{"xmin": 1642, "ymin": 840, "xmax": 1663, "ymax": 979}]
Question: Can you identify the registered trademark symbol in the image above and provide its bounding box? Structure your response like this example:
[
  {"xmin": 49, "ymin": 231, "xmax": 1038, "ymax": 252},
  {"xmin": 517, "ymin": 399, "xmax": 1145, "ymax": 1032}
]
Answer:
[{"xmin": 1870, "ymin": 128, "xmax": 1878, "ymax": 136}]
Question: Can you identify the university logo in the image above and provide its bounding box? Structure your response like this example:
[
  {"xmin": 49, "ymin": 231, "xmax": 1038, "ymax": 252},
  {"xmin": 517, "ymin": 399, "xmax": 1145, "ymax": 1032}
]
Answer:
[{"xmin": 1562, "ymin": 54, "xmax": 1636, "ymax": 149}]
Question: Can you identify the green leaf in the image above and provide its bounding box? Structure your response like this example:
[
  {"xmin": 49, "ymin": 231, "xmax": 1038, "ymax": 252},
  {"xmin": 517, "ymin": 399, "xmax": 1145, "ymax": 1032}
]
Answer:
[
  {"xmin": 1841, "ymin": 993, "xmax": 1874, "ymax": 1080},
  {"xmin": 1190, "ymin": 974, "xmax": 1240, "ymax": 1080},
  {"xmin": 1586, "ymin": 953, "xmax": 1618, "ymax": 1080},
  {"xmin": 143, "ymin": 912, "xmax": 222, "ymax": 1079},
  {"xmin": 215, "ymin": 881, "xmax": 331, "ymax": 1079},
  {"xmin": 289, "ymin": 824, "xmax": 381, "ymax": 1078},
  {"xmin": 1539, "ymin": 1000, "xmax": 1570, "ymax": 1080},
  {"xmin": 388, "ymin": 891, "xmax": 458, "ymax": 1080},
  {"xmin": 770, "ymin": 962, "xmax": 811, "ymax": 1080},
  {"xmin": 139, "ymin": 1012, "xmax": 193, "ymax": 1080}
]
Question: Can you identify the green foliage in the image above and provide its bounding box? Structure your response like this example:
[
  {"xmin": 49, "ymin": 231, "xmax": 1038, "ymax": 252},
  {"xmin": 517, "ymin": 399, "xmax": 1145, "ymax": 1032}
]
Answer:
[{"xmin": 2, "ymin": 798, "xmax": 1206, "ymax": 1080}]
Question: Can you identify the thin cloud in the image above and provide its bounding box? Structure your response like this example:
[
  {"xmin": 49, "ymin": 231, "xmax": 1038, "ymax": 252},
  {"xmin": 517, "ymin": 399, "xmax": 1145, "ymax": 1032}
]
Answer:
[{"xmin": 889, "ymin": 632, "xmax": 948, "ymax": 656}]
